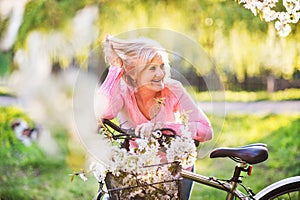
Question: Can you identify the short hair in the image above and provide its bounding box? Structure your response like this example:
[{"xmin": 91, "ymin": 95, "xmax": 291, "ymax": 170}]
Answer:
[{"xmin": 103, "ymin": 35, "xmax": 171, "ymax": 87}]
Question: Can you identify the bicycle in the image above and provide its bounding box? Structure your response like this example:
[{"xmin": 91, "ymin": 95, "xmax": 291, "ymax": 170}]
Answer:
[{"xmin": 94, "ymin": 119, "xmax": 300, "ymax": 200}]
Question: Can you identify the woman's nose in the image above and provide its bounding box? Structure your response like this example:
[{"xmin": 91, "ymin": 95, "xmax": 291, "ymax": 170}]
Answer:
[{"xmin": 155, "ymin": 68, "xmax": 165, "ymax": 77}]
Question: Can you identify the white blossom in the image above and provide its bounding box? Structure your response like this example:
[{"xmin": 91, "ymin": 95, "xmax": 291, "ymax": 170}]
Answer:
[
  {"xmin": 284, "ymin": 0, "xmax": 300, "ymax": 14},
  {"xmin": 262, "ymin": 7, "xmax": 278, "ymax": 22},
  {"xmin": 78, "ymin": 172, "xmax": 88, "ymax": 182},
  {"xmin": 135, "ymin": 138, "xmax": 149, "ymax": 151},
  {"xmin": 238, "ymin": 0, "xmax": 300, "ymax": 37},
  {"xmin": 89, "ymin": 162, "xmax": 107, "ymax": 182},
  {"xmin": 275, "ymin": 20, "xmax": 292, "ymax": 37},
  {"xmin": 166, "ymin": 125, "xmax": 197, "ymax": 169}
]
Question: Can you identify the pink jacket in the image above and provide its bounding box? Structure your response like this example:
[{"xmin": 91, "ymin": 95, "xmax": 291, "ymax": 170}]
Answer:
[{"xmin": 100, "ymin": 66, "xmax": 213, "ymax": 142}]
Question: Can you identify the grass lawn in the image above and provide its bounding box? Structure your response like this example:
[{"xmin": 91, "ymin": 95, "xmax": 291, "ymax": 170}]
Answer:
[
  {"xmin": 191, "ymin": 88, "xmax": 300, "ymax": 102},
  {"xmin": 0, "ymin": 106, "xmax": 98, "ymax": 200},
  {"xmin": 191, "ymin": 114, "xmax": 300, "ymax": 199},
  {"xmin": 1, "ymin": 106, "xmax": 299, "ymax": 199},
  {"xmin": 0, "ymin": 86, "xmax": 16, "ymax": 97}
]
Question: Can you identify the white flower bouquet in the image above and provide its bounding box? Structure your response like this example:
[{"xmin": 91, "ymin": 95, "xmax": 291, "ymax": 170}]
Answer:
[
  {"xmin": 104, "ymin": 161, "xmax": 182, "ymax": 200},
  {"xmin": 72, "ymin": 117, "xmax": 197, "ymax": 200}
]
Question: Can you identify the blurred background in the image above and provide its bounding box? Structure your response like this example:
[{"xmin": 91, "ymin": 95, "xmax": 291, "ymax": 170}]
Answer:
[{"xmin": 0, "ymin": 0, "xmax": 299, "ymax": 199}]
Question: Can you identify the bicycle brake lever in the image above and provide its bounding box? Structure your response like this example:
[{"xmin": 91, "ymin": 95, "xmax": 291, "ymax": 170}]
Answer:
[{"xmin": 126, "ymin": 128, "xmax": 138, "ymax": 138}]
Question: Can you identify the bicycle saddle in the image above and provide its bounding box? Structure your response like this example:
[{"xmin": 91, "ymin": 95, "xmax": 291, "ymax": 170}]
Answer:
[{"xmin": 209, "ymin": 143, "xmax": 268, "ymax": 164}]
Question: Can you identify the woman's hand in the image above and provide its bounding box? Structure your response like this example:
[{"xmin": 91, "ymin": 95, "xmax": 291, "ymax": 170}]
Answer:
[
  {"xmin": 135, "ymin": 122, "xmax": 162, "ymax": 138},
  {"xmin": 111, "ymin": 57, "xmax": 123, "ymax": 68}
]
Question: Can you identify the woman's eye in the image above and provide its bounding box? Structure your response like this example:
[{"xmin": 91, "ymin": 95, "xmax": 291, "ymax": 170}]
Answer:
[
  {"xmin": 149, "ymin": 66, "xmax": 156, "ymax": 71},
  {"xmin": 148, "ymin": 64, "xmax": 164, "ymax": 71}
]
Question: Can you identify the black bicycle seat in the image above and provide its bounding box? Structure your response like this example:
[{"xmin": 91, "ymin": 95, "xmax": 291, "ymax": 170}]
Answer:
[{"xmin": 209, "ymin": 143, "xmax": 268, "ymax": 164}]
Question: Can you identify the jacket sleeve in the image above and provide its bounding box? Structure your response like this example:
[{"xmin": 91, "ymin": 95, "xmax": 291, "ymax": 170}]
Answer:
[
  {"xmin": 99, "ymin": 66, "xmax": 124, "ymax": 120},
  {"xmin": 163, "ymin": 81, "xmax": 213, "ymax": 142}
]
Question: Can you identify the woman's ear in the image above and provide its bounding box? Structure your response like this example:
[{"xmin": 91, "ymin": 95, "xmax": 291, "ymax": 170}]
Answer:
[
  {"xmin": 129, "ymin": 69, "xmax": 138, "ymax": 80},
  {"xmin": 125, "ymin": 70, "xmax": 138, "ymax": 85}
]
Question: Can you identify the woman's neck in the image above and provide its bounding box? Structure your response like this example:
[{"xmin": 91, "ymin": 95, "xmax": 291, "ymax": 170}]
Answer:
[
  {"xmin": 135, "ymin": 87, "xmax": 161, "ymax": 104},
  {"xmin": 135, "ymin": 87, "xmax": 162, "ymax": 120}
]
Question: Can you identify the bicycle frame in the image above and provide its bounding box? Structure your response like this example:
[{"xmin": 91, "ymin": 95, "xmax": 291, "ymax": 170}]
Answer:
[
  {"xmin": 97, "ymin": 119, "xmax": 272, "ymax": 200},
  {"xmin": 182, "ymin": 162, "xmax": 253, "ymax": 200}
]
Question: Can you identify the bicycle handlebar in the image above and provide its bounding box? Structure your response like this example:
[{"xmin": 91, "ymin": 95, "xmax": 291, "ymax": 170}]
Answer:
[
  {"xmin": 100, "ymin": 118, "xmax": 177, "ymax": 140},
  {"xmin": 99, "ymin": 119, "xmax": 200, "ymax": 147},
  {"xmin": 102, "ymin": 118, "xmax": 127, "ymax": 134}
]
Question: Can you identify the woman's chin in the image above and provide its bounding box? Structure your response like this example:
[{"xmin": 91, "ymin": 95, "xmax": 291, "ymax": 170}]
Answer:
[
  {"xmin": 151, "ymin": 84, "xmax": 164, "ymax": 91},
  {"xmin": 141, "ymin": 82, "xmax": 165, "ymax": 92}
]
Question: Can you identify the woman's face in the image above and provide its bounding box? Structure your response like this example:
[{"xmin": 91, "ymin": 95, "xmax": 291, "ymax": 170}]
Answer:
[{"xmin": 136, "ymin": 54, "xmax": 166, "ymax": 92}]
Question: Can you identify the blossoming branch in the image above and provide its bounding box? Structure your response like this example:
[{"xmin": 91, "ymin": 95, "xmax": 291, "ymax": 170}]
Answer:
[{"xmin": 238, "ymin": 0, "xmax": 300, "ymax": 37}]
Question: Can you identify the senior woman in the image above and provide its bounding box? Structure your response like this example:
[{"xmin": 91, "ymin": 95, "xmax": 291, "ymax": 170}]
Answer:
[{"xmin": 100, "ymin": 34, "xmax": 213, "ymax": 200}]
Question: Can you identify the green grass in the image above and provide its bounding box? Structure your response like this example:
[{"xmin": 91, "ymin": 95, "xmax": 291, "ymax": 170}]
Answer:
[
  {"xmin": 192, "ymin": 88, "xmax": 300, "ymax": 102},
  {"xmin": 191, "ymin": 114, "xmax": 300, "ymax": 199},
  {"xmin": 0, "ymin": 86, "xmax": 16, "ymax": 97},
  {"xmin": 0, "ymin": 106, "xmax": 98, "ymax": 200},
  {"xmin": 1, "ymin": 106, "xmax": 299, "ymax": 199}
]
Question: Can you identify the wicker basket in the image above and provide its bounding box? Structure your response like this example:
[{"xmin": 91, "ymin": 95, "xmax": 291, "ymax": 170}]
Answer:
[{"xmin": 105, "ymin": 162, "xmax": 182, "ymax": 200}]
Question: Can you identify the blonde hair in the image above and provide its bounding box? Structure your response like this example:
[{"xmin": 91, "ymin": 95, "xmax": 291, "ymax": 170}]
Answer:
[{"xmin": 103, "ymin": 35, "xmax": 170, "ymax": 87}]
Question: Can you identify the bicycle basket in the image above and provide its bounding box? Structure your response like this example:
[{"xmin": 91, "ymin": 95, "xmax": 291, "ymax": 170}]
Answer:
[{"xmin": 105, "ymin": 161, "xmax": 182, "ymax": 200}]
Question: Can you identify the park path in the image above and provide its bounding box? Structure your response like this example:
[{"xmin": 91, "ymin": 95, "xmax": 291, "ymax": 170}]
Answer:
[
  {"xmin": 0, "ymin": 96, "xmax": 19, "ymax": 106},
  {"xmin": 1, "ymin": 96, "xmax": 300, "ymax": 115},
  {"xmin": 197, "ymin": 101, "xmax": 300, "ymax": 115}
]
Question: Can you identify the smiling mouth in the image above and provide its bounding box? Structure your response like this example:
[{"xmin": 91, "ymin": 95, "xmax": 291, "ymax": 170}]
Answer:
[
  {"xmin": 151, "ymin": 80, "xmax": 164, "ymax": 88},
  {"xmin": 151, "ymin": 79, "xmax": 164, "ymax": 85},
  {"xmin": 152, "ymin": 78, "xmax": 164, "ymax": 82}
]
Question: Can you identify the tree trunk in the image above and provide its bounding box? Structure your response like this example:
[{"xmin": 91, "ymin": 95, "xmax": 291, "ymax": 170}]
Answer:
[
  {"xmin": 267, "ymin": 74, "xmax": 275, "ymax": 93},
  {"xmin": 242, "ymin": 71, "xmax": 248, "ymax": 90}
]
